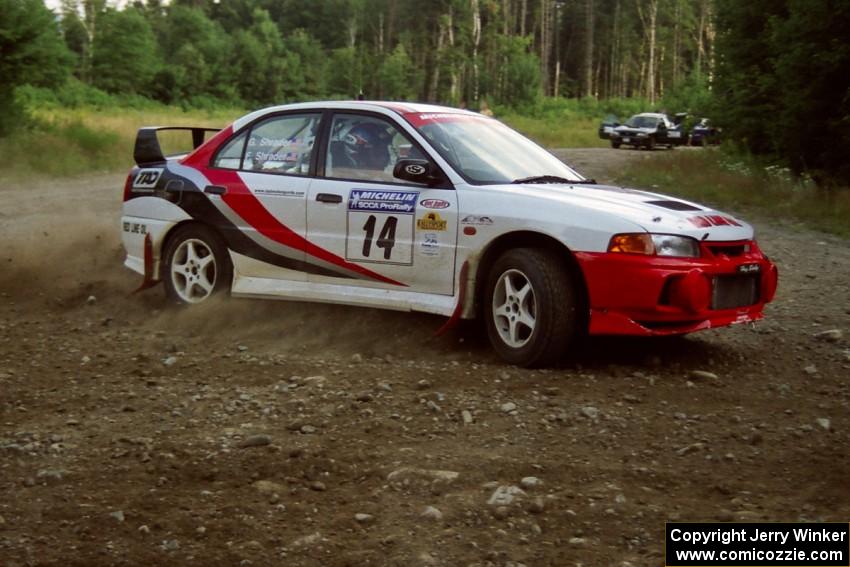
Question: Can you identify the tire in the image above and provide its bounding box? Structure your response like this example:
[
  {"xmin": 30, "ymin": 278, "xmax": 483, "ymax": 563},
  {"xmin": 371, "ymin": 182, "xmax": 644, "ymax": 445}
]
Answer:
[
  {"xmin": 162, "ymin": 224, "xmax": 232, "ymax": 305},
  {"xmin": 484, "ymin": 248, "xmax": 583, "ymax": 367},
  {"xmin": 611, "ymin": 140, "xmax": 621, "ymax": 149}
]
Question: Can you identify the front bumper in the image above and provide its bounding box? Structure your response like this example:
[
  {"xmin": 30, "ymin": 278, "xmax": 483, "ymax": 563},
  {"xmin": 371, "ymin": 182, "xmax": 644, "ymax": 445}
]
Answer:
[
  {"xmin": 613, "ymin": 133, "xmax": 651, "ymax": 146},
  {"xmin": 575, "ymin": 240, "xmax": 778, "ymax": 336}
]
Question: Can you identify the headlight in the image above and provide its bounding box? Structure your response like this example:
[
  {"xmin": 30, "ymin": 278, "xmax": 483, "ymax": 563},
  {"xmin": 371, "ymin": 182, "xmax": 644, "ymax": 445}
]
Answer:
[
  {"xmin": 608, "ymin": 234, "xmax": 700, "ymax": 257},
  {"xmin": 651, "ymin": 234, "xmax": 700, "ymax": 257}
]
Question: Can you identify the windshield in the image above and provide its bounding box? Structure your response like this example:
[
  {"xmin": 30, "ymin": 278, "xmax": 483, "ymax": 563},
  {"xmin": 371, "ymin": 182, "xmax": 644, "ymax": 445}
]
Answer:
[
  {"xmin": 406, "ymin": 112, "xmax": 583, "ymax": 185},
  {"xmin": 624, "ymin": 115, "xmax": 660, "ymax": 128}
]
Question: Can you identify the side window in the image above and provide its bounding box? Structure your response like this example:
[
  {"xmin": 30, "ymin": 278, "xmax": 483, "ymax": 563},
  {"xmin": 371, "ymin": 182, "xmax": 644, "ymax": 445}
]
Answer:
[
  {"xmin": 212, "ymin": 131, "xmax": 247, "ymax": 170},
  {"xmin": 243, "ymin": 113, "xmax": 321, "ymax": 175},
  {"xmin": 325, "ymin": 113, "xmax": 427, "ymax": 184}
]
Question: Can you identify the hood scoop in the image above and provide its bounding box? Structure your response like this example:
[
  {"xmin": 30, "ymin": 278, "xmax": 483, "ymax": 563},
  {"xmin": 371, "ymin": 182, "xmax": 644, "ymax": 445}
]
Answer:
[{"xmin": 644, "ymin": 199, "xmax": 703, "ymax": 212}]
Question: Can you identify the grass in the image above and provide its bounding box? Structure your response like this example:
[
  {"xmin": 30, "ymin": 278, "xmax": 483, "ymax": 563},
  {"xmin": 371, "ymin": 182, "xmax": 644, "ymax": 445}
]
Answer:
[
  {"xmin": 0, "ymin": 106, "xmax": 243, "ymax": 181},
  {"xmin": 0, "ymin": 102, "xmax": 608, "ymax": 181},
  {"xmin": 499, "ymin": 112, "xmax": 607, "ymax": 148},
  {"xmin": 616, "ymin": 148, "xmax": 850, "ymax": 237}
]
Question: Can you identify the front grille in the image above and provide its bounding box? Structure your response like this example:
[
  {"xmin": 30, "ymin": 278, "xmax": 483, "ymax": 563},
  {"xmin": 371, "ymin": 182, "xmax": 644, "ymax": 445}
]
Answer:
[
  {"xmin": 711, "ymin": 274, "xmax": 760, "ymax": 310},
  {"xmin": 707, "ymin": 244, "xmax": 749, "ymax": 257}
]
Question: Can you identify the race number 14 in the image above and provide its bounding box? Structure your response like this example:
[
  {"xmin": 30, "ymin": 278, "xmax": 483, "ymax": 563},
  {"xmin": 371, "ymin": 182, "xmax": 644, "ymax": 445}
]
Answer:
[{"xmin": 362, "ymin": 215, "xmax": 397, "ymax": 260}]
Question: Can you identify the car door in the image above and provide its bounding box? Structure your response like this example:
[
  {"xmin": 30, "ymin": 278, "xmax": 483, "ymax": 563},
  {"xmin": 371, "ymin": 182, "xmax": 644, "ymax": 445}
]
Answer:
[
  {"xmin": 202, "ymin": 112, "xmax": 322, "ymax": 281},
  {"xmin": 306, "ymin": 111, "xmax": 458, "ymax": 295}
]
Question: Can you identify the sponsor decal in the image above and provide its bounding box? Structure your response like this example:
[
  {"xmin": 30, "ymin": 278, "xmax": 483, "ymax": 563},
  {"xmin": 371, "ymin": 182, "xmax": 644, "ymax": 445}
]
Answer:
[
  {"xmin": 416, "ymin": 212, "xmax": 447, "ymax": 231},
  {"xmin": 688, "ymin": 215, "xmax": 742, "ymax": 228},
  {"xmin": 349, "ymin": 190, "xmax": 419, "ymax": 214},
  {"xmin": 248, "ymin": 136, "xmax": 300, "ymax": 147},
  {"xmin": 420, "ymin": 198, "xmax": 450, "ymax": 210},
  {"xmin": 461, "ymin": 214, "xmax": 493, "ymax": 226},
  {"xmin": 737, "ymin": 263, "xmax": 761, "ymax": 274},
  {"xmin": 253, "ymin": 188, "xmax": 305, "ymax": 198},
  {"xmin": 420, "ymin": 233, "xmax": 439, "ymax": 256},
  {"xmin": 133, "ymin": 168, "xmax": 163, "ymax": 190},
  {"xmin": 123, "ymin": 221, "xmax": 148, "ymax": 235},
  {"xmin": 405, "ymin": 164, "xmax": 426, "ymax": 175}
]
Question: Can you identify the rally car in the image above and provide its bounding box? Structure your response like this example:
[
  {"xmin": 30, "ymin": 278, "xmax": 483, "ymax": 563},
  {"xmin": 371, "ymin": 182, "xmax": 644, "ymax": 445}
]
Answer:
[
  {"xmin": 610, "ymin": 112, "xmax": 687, "ymax": 149},
  {"xmin": 121, "ymin": 101, "xmax": 778, "ymax": 367},
  {"xmin": 598, "ymin": 114, "xmax": 620, "ymax": 139}
]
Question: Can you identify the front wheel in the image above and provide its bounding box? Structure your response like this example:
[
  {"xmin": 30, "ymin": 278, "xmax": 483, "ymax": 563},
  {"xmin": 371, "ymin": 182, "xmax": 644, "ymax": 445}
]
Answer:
[
  {"xmin": 162, "ymin": 224, "xmax": 232, "ymax": 305},
  {"xmin": 484, "ymin": 248, "xmax": 583, "ymax": 367},
  {"xmin": 611, "ymin": 140, "xmax": 621, "ymax": 149}
]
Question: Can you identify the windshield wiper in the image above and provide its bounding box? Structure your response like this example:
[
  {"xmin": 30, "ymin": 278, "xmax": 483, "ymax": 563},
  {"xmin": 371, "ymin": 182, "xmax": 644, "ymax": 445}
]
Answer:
[{"xmin": 512, "ymin": 175, "xmax": 597, "ymax": 185}]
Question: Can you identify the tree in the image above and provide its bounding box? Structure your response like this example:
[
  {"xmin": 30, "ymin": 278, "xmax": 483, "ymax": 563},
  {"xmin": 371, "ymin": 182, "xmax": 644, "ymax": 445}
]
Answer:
[
  {"xmin": 713, "ymin": 0, "xmax": 850, "ymax": 185},
  {"xmin": 0, "ymin": 0, "xmax": 73, "ymax": 134},
  {"xmin": 379, "ymin": 44, "xmax": 415, "ymax": 100},
  {"xmin": 91, "ymin": 8, "xmax": 159, "ymax": 95}
]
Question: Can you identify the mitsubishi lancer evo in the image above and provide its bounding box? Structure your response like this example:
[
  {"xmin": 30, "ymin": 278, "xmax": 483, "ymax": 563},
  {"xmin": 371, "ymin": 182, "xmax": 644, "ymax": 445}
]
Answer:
[{"xmin": 121, "ymin": 101, "xmax": 778, "ymax": 367}]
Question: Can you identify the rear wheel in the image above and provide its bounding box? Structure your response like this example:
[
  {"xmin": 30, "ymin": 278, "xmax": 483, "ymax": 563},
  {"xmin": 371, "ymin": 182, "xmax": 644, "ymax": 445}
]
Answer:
[
  {"xmin": 163, "ymin": 224, "xmax": 232, "ymax": 305},
  {"xmin": 484, "ymin": 248, "xmax": 582, "ymax": 367}
]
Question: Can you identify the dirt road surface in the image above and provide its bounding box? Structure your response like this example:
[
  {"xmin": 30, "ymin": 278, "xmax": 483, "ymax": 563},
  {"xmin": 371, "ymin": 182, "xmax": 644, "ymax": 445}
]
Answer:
[{"xmin": 1, "ymin": 149, "xmax": 849, "ymax": 566}]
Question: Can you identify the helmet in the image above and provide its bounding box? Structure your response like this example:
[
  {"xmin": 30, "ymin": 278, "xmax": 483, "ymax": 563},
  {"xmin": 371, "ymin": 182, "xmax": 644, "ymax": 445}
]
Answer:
[{"xmin": 342, "ymin": 122, "xmax": 392, "ymax": 169}]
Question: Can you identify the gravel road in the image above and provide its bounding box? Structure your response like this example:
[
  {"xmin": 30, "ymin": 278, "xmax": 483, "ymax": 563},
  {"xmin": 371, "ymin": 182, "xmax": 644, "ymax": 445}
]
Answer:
[{"xmin": 1, "ymin": 149, "xmax": 848, "ymax": 566}]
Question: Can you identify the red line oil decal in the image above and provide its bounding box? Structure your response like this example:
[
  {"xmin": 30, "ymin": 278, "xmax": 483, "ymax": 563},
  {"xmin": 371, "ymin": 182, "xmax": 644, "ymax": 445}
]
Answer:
[
  {"xmin": 420, "ymin": 198, "xmax": 450, "ymax": 210},
  {"xmin": 202, "ymin": 168, "xmax": 406, "ymax": 286}
]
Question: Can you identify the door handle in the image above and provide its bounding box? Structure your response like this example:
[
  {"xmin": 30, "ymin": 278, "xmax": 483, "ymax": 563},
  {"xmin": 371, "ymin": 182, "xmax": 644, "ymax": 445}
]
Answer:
[
  {"xmin": 316, "ymin": 193, "xmax": 342, "ymax": 204},
  {"xmin": 204, "ymin": 185, "xmax": 226, "ymax": 195}
]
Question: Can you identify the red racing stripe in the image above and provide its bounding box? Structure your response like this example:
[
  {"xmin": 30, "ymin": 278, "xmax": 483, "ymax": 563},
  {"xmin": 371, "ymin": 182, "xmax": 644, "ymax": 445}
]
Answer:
[{"xmin": 202, "ymin": 168, "xmax": 406, "ymax": 287}]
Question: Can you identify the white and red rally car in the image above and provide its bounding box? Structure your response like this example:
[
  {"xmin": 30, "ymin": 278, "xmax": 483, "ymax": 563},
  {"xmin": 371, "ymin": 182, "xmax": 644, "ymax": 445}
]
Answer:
[{"xmin": 121, "ymin": 101, "xmax": 778, "ymax": 367}]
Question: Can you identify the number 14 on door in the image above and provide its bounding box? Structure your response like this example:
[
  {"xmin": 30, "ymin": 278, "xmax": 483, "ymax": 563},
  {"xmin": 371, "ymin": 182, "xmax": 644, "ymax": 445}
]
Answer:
[{"xmin": 346, "ymin": 212, "xmax": 414, "ymax": 265}]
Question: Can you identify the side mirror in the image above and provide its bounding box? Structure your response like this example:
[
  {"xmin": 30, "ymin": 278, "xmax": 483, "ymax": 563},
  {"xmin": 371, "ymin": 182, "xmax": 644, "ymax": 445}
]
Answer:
[{"xmin": 393, "ymin": 159, "xmax": 443, "ymax": 186}]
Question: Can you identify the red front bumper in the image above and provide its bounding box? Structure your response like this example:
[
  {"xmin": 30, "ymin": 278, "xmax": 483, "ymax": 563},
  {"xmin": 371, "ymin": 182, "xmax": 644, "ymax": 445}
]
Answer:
[{"xmin": 575, "ymin": 240, "xmax": 778, "ymax": 336}]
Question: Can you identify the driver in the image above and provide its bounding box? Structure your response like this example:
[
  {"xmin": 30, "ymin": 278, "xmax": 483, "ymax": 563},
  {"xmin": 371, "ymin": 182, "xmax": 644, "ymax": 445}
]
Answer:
[{"xmin": 342, "ymin": 122, "xmax": 393, "ymax": 172}]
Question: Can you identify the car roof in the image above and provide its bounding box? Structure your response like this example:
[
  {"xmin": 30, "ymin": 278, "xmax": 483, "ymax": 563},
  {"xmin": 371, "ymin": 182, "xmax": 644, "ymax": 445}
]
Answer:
[
  {"xmin": 232, "ymin": 100, "xmax": 481, "ymax": 130},
  {"xmin": 634, "ymin": 112, "xmax": 667, "ymax": 119}
]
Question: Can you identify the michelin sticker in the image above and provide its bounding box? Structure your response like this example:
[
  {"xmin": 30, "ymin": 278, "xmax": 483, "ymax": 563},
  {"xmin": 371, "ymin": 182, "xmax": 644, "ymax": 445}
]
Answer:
[
  {"xmin": 349, "ymin": 190, "xmax": 419, "ymax": 214},
  {"xmin": 346, "ymin": 189, "xmax": 417, "ymax": 265},
  {"xmin": 420, "ymin": 233, "xmax": 439, "ymax": 256}
]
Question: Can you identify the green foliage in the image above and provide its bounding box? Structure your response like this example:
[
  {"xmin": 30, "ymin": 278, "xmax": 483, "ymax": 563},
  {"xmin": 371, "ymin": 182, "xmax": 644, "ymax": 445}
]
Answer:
[
  {"xmin": 712, "ymin": 0, "xmax": 850, "ymax": 185},
  {"xmin": 0, "ymin": 0, "xmax": 73, "ymax": 134},
  {"xmin": 617, "ymin": 149, "xmax": 850, "ymax": 237},
  {"xmin": 326, "ymin": 47, "xmax": 360, "ymax": 98},
  {"xmin": 494, "ymin": 36, "xmax": 542, "ymax": 108},
  {"xmin": 0, "ymin": 106, "xmax": 241, "ymax": 180},
  {"xmin": 379, "ymin": 45, "xmax": 415, "ymax": 100},
  {"xmin": 92, "ymin": 8, "xmax": 160, "ymax": 95},
  {"xmin": 661, "ymin": 72, "xmax": 712, "ymax": 119}
]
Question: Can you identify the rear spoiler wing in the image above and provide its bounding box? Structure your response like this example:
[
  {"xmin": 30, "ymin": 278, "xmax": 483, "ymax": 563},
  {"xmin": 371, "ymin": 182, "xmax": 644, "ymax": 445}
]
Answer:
[{"xmin": 133, "ymin": 126, "xmax": 222, "ymax": 166}]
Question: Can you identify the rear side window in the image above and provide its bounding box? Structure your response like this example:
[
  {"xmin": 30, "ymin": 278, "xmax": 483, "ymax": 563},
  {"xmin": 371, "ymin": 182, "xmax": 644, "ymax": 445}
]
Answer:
[
  {"xmin": 212, "ymin": 132, "xmax": 247, "ymax": 169},
  {"xmin": 243, "ymin": 113, "xmax": 321, "ymax": 175}
]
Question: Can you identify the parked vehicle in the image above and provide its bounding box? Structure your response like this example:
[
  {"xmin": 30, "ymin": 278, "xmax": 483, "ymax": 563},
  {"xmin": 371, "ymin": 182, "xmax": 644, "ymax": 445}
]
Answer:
[
  {"xmin": 610, "ymin": 113, "xmax": 687, "ymax": 150},
  {"xmin": 598, "ymin": 114, "xmax": 620, "ymax": 140},
  {"xmin": 121, "ymin": 101, "xmax": 777, "ymax": 366},
  {"xmin": 690, "ymin": 118, "xmax": 721, "ymax": 146}
]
